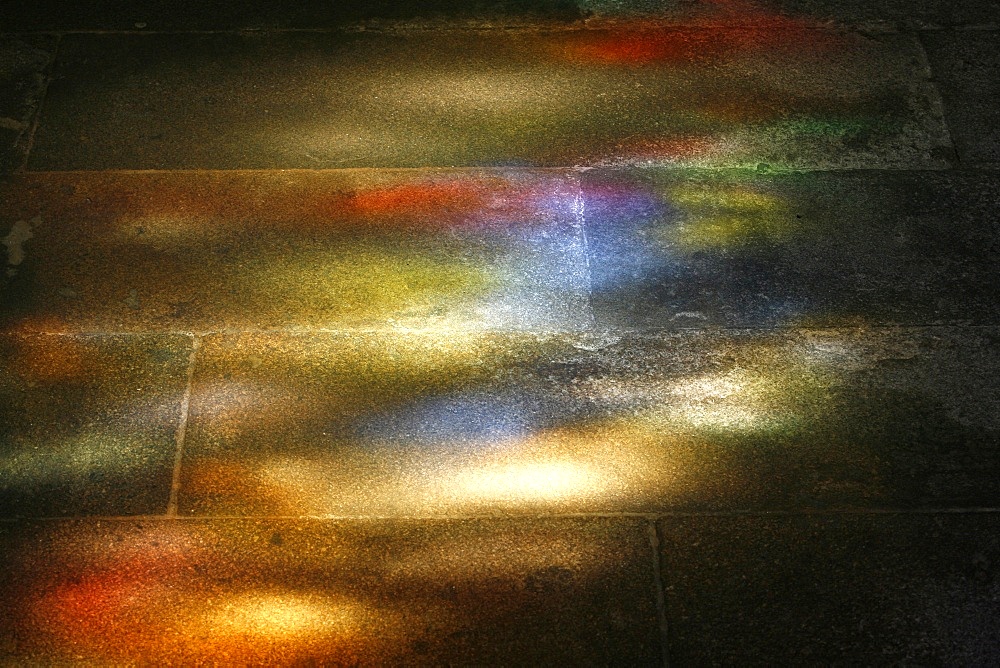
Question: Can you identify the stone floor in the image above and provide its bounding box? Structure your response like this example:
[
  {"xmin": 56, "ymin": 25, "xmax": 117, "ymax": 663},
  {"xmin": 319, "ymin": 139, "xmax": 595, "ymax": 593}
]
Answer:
[{"xmin": 2, "ymin": 0, "xmax": 999, "ymax": 664}]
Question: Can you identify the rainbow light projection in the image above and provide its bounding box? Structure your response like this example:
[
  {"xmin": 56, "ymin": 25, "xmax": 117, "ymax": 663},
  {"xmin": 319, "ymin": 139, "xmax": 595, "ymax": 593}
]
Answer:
[
  {"xmin": 266, "ymin": 0, "xmax": 941, "ymax": 171},
  {"xmin": 0, "ymin": 0, "xmax": 967, "ymax": 662}
]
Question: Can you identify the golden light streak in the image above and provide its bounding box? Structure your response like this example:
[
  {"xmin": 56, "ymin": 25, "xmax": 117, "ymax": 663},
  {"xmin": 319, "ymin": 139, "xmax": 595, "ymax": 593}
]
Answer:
[
  {"xmin": 448, "ymin": 460, "xmax": 609, "ymax": 504},
  {"xmin": 208, "ymin": 592, "xmax": 355, "ymax": 639}
]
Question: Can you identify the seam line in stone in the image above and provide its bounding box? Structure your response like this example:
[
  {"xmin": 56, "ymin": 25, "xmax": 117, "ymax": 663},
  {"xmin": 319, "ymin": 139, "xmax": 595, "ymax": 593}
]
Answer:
[
  {"xmin": 572, "ymin": 170, "xmax": 597, "ymax": 332},
  {"xmin": 15, "ymin": 164, "xmax": 962, "ymax": 175},
  {"xmin": 4, "ymin": 507, "xmax": 1000, "ymax": 523},
  {"xmin": 2, "ymin": 323, "xmax": 998, "ymax": 338},
  {"xmin": 648, "ymin": 519, "xmax": 671, "ymax": 668},
  {"xmin": 165, "ymin": 335, "xmax": 200, "ymax": 517},
  {"xmin": 2, "ymin": 24, "xmax": 958, "ymax": 37}
]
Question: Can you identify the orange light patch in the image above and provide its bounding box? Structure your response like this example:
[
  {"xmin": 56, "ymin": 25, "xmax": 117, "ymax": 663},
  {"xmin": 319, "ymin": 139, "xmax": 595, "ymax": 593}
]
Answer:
[
  {"xmin": 559, "ymin": 28, "xmax": 829, "ymax": 65},
  {"xmin": 9, "ymin": 336, "xmax": 86, "ymax": 384},
  {"xmin": 332, "ymin": 178, "xmax": 541, "ymax": 228}
]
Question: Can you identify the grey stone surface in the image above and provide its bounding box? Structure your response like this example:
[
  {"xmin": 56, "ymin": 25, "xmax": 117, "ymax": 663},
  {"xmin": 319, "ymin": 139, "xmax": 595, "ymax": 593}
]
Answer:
[
  {"xmin": 923, "ymin": 29, "xmax": 1000, "ymax": 165},
  {"xmin": 0, "ymin": 36, "xmax": 56, "ymax": 174},
  {"xmin": 0, "ymin": 334, "xmax": 192, "ymax": 517},
  {"xmin": 582, "ymin": 169, "xmax": 1000, "ymax": 329},
  {"xmin": 181, "ymin": 328, "xmax": 1000, "ymax": 515},
  {"xmin": 0, "ymin": 517, "xmax": 661, "ymax": 664},
  {"xmin": 660, "ymin": 513, "xmax": 1000, "ymax": 664},
  {"xmin": 28, "ymin": 30, "xmax": 947, "ymax": 170}
]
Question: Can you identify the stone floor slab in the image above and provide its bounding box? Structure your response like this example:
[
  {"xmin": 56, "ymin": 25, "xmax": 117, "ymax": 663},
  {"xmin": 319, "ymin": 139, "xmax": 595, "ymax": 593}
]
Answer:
[
  {"xmin": 582, "ymin": 169, "xmax": 1000, "ymax": 329},
  {"xmin": 0, "ymin": 333, "xmax": 192, "ymax": 517},
  {"xmin": 0, "ymin": 517, "xmax": 661, "ymax": 664},
  {"xmin": 659, "ymin": 513, "xmax": 1000, "ymax": 664},
  {"xmin": 0, "ymin": 170, "xmax": 588, "ymax": 333},
  {"xmin": 28, "ymin": 29, "xmax": 947, "ymax": 170},
  {"xmin": 181, "ymin": 327, "xmax": 1000, "ymax": 516},
  {"xmin": 922, "ymin": 29, "xmax": 1000, "ymax": 166}
]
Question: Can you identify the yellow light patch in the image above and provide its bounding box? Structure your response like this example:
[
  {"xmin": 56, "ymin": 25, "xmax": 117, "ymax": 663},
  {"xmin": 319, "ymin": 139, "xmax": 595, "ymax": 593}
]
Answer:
[
  {"xmin": 209, "ymin": 593, "xmax": 353, "ymax": 639},
  {"xmin": 449, "ymin": 460, "xmax": 607, "ymax": 504},
  {"xmin": 388, "ymin": 69, "xmax": 585, "ymax": 116},
  {"xmin": 664, "ymin": 185, "xmax": 798, "ymax": 250},
  {"xmin": 243, "ymin": 246, "xmax": 495, "ymax": 322}
]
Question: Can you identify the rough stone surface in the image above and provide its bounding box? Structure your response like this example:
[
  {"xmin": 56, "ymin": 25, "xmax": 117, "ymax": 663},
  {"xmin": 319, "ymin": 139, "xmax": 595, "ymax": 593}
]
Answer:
[
  {"xmin": 582, "ymin": 169, "xmax": 1000, "ymax": 329},
  {"xmin": 0, "ymin": 518, "xmax": 661, "ymax": 664},
  {"xmin": 660, "ymin": 513, "xmax": 1000, "ymax": 664},
  {"xmin": 923, "ymin": 29, "xmax": 1000, "ymax": 166},
  {"xmin": 29, "ymin": 30, "xmax": 948, "ymax": 170},
  {"xmin": 0, "ymin": 334, "xmax": 191, "ymax": 517},
  {"xmin": 181, "ymin": 328, "xmax": 1000, "ymax": 515}
]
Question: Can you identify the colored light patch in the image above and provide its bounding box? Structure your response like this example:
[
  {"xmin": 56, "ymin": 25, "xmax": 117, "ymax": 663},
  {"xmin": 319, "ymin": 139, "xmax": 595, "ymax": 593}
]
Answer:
[
  {"xmin": 670, "ymin": 187, "xmax": 782, "ymax": 210},
  {"xmin": 471, "ymin": 252, "xmax": 590, "ymax": 331},
  {"xmin": 665, "ymin": 184, "xmax": 796, "ymax": 250},
  {"xmin": 197, "ymin": 331, "xmax": 549, "ymax": 401},
  {"xmin": 4, "ymin": 519, "xmax": 661, "ymax": 664},
  {"xmin": 186, "ymin": 459, "xmax": 295, "ymax": 513},
  {"xmin": 5, "ymin": 170, "xmax": 585, "ymax": 331},
  {"xmin": 184, "ymin": 374, "xmax": 822, "ymax": 516},
  {"xmin": 6, "ymin": 337, "xmax": 86, "ymax": 384},
  {"xmin": 372, "ymin": 69, "xmax": 585, "ymax": 116},
  {"xmin": 36, "ymin": 576, "xmax": 171, "ymax": 650},
  {"xmin": 111, "ymin": 172, "xmax": 576, "ymax": 244},
  {"xmin": 355, "ymin": 391, "xmax": 537, "ymax": 448},
  {"xmin": 188, "ymin": 379, "xmax": 301, "ymax": 441},
  {"xmin": 178, "ymin": 332, "xmax": 869, "ymax": 516},
  {"xmin": 339, "ymin": 181, "xmax": 500, "ymax": 219},
  {"xmin": 188, "ymin": 333, "xmax": 551, "ymax": 436},
  {"xmin": 584, "ymin": 218, "xmax": 683, "ymax": 293},
  {"xmin": 448, "ymin": 461, "xmax": 608, "ymax": 504},
  {"xmin": 250, "ymin": 453, "xmax": 617, "ymax": 515},
  {"xmin": 241, "ymin": 246, "xmax": 496, "ymax": 324},
  {"xmin": 29, "ymin": 534, "xmax": 197, "ymax": 653},
  {"xmin": 17, "ymin": 527, "xmax": 386, "ymax": 663},
  {"xmin": 553, "ymin": 23, "xmax": 834, "ymax": 66},
  {"xmin": 334, "ymin": 177, "xmax": 573, "ymax": 228},
  {"xmin": 209, "ymin": 592, "xmax": 355, "ymax": 639},
  {"xmin": 1, "ymin": 429, "xmax": 157, "ymax": 487},
  {"xmin": 576, "ymin": 347, "xmax": 842, "ymax": 437}
]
